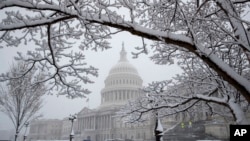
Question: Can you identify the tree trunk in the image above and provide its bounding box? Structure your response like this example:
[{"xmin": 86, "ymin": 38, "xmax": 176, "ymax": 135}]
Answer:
[
  {"xmin": 15, "ymin": 122, "xmax": 20, "ymax": 141},
  {"xmin": 14, "ymin": 130, "xmax": 19, "ymax": 141}
]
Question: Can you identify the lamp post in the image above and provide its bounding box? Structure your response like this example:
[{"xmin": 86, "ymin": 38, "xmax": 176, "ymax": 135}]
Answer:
[
  {"xmin": 154, "ymin": 114, "xmax": 163, "ymax": 141},
  {"xmin": 69, "ymin": 114, "xmax": 77, "ymax": 141},
  {"xmin": 147, "ymin": 93, "xmax": 163, "ymax": 141},
  {"xmin": 154, "ymin": 104, "xmax": 163, "ymax": 141},
  {"xmin": 23, "ymin": 122, "xmax": 29, "ymax": 141}
]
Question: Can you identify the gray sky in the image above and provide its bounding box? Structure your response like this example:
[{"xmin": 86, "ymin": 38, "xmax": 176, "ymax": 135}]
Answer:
[{"xmin": 0, "ymin": 31, "xmax": 182, "ymax": 131}]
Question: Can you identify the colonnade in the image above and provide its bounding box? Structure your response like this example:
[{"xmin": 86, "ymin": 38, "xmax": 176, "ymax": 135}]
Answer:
[
  {"xmin": 101, "ymin": 89, "xmax": 141, "ymax": 104},
  {"xmin": 105, "ymin": 77, "xmax": 142, "ymax": 87},
  {"xmin": 78, "ymin": 114, "xmax": 112, "ymax": 131}
]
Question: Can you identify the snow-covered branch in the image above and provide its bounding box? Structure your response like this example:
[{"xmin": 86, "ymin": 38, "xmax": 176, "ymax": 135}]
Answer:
[
  {"xmin": 120, "ymin": 54, "xmax": 249, "ymax": 124},
  {"xmin": 0, "ymin": 0, "xmax": 249, "ymax": 100}
]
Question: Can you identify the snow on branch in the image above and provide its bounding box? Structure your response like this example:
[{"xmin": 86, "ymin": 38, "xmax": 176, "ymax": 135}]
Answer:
[
  {"xmin": 0, "ymin": 0, "xmax": 250, "ymax": 101},
  {"xmin": 119, "ymin": 55, "xmax": 249, "ymax": 124}
]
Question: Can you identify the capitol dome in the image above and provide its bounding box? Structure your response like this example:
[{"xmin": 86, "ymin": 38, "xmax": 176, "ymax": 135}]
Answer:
[{"xmin": 100, "ymin": 45, "xmax": 143, "ymax": 107}]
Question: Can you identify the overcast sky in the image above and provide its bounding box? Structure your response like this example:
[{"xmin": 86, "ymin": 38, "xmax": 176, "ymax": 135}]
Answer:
[{"xmin": 0, "ymin": 30, "xmax": 182, "ymax": 131}]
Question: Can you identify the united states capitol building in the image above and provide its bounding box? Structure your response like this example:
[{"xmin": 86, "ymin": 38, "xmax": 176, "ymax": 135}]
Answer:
[
  {"xmin": 29, "ymin": 46, "xmax": 157, "ymax": 141},
  {"xmin": 74, "ymin": 46, "xmax": 155, "ymax": 141}
]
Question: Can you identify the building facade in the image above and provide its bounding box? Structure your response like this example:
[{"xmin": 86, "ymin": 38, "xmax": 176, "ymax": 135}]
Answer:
[{"xmin": 29, "ymin": 119, "xmax": 63, "ymax": 140}]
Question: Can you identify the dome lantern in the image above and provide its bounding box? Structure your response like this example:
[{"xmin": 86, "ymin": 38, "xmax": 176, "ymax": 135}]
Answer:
[{"xmin": 119, "ymin": 42, "xmax": 127, "ymax": 62}]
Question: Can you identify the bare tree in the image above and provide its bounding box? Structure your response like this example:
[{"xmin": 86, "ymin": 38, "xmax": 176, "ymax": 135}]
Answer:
[
  {"xmin": 0, "ymin": 62, "xmax": 46, "ymax": 141},
  {"xmin": 0, "ymin": 0, "xmax": 249, "ymax": 101}
]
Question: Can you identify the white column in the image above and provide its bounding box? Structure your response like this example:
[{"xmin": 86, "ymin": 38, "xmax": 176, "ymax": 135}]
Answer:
[
  {"xmin": 123, "ymin": 90, "xmax": 125, "ymax": 100},
  {"xmin": 119, "ymin": 91, "xmax": 122, "ymax": 100},
  {"xmin": 103, "ymin": 93, "xmax": 105, "ymax": 103},
  {"xmin": 105, "ymin": 115, "xmax": 107, "ymax": 129},
  {"xmin": 102, "ymin": 116, "xmax": 104, "ymax": 129},
  {"xmin": 92, "ymin": 116, "xmax": 94, "ymax": 129},
  {"xmin": 106, "ymin": 93, "xmax": 108, "ymax": 102},
  {"xmin": 96, "ymin": 117, "xmax": 98, "ymax": 129},
  {"xmin": 88, "ymin": 117, "xmax": 90, "ymax": 129},
  {"xmin": 111, "ymin": 91, "xmax": 113, "ymax": 101},
  {"xmin": 108, "ymin": 115, "xmax": 110, "ymax": 129},
  {"xmin": 104, "ymin": 116, "xmax": 106, "ymax": 129},
  {"xmin": 81, "ymin": 118, "xmax": 84, "ymax": 131},
  {"xmin": 91, "ymin": 117, "xmax": 93, "ymax": 129},
  {"xmin": 98, "ymin": 116, "xmax": 100, "ymax": 129},
  {"xmin": 86, "ymin": 117, "xmax": 88, "ymax": 129},
  {"xmin": 100, "ymin": 116, "xmax": 103, "ymax": 129},
  {"xmin": 125, "ymin": 90, "xmax": 127, "ymax": 100},
  {"xmin": 94, "ymin": 116, "xmax": 96, "ymax": 130},
  {"xmin": 89, "ymin": 117, "xmax": 91, "ymax": 129},
  {"xmin": 112, "ymin": 91, "xmax": 114, "ymax": 101},
  {"xmin": 83, "ymin": 118, "xmax": 85, "ymax": 129},
  {"xmin": 78, "ymin": 118, "xmax": 81, "ymax": 132},
  {"xmin": 90, "ymin": 117, "xmax": 92, "ymax": 129},
  {"xmin": 101, "ymin": 93, "xmax": 103, "ymax": 104},
  {"xmin": 103, "ymin": 116, "xmax": 106, "ymax": 130}
]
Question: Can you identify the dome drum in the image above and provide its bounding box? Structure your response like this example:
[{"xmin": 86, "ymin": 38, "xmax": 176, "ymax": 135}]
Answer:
[
  {"xmin": 104, "ymin": 77, "xmax": 142, "ymax": 88},
  {"xmin": 101, "ymin": 89, "xmax": 143, "ymax": 106}
]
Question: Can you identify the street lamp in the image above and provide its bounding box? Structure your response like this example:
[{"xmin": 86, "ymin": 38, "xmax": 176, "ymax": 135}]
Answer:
[
  {"xmin": 23, "ymin": 122, "xmax": 29, "ymax": 141},
  {"xmin": 154, "ymin": 104, "xmax": 163, "ymax": 141},
  {"xmin": 147, "ymin": 93, "xmax": 163, "ymax": 141},
  {"xmin": 69, "ymin": 114, "xmax": 77, "ymax": 141}
]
